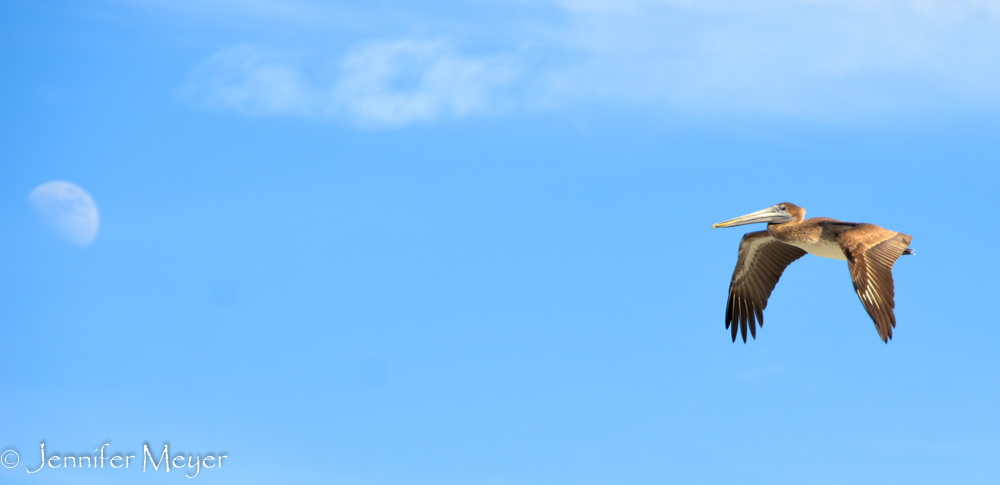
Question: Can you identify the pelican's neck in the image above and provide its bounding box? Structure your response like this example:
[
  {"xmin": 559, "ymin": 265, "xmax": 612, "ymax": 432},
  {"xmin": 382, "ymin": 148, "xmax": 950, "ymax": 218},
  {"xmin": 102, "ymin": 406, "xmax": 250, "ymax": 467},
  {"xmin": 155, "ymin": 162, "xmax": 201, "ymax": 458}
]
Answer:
[{"xmin": 767, "ymin": 220, "xmax": 800, "ymax": 240}]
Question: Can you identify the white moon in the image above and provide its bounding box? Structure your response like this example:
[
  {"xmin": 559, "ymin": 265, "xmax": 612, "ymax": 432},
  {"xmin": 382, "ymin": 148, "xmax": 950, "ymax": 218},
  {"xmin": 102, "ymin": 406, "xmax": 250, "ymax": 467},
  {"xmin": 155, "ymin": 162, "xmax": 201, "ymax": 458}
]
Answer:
[{"xmin": 28, "ymin": 181, "xmax": 100, "ymax": 247}]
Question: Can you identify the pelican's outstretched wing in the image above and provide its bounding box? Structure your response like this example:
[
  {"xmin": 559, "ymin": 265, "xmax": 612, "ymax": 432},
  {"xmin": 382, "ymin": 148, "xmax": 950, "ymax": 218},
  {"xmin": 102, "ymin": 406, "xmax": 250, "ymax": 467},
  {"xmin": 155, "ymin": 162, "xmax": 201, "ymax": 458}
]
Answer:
[
  {"xmin": 725, "ymin": 231, "xmax": 807, "ymax": 342},
  {"xmin": 838, "ymin": 225, "xmax": 913, "ymax": 342}
]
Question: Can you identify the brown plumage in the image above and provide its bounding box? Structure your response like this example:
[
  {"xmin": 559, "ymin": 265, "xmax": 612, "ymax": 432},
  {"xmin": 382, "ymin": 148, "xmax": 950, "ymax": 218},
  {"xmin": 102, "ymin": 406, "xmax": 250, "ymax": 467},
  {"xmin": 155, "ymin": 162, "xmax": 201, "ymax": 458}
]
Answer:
[{"xmin": 714, "ymin": 203, "xmax": 913, "ymax": 343}]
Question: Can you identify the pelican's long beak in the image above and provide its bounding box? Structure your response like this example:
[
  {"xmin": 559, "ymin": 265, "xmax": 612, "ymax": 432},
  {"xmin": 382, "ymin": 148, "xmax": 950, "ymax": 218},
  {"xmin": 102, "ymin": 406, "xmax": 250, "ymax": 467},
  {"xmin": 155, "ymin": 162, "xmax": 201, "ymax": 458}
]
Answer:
[{"xmin": 712, "ymin": 206, "xmax": 792, "ymax": 229}]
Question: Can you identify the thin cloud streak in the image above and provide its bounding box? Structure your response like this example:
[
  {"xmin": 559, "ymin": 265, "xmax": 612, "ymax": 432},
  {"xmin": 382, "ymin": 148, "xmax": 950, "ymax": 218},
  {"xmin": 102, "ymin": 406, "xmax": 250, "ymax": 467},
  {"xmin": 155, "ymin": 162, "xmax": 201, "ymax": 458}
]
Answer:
[{"xmin": 548, "ymin": 0, "xmax": 1000, "ymax": 115}]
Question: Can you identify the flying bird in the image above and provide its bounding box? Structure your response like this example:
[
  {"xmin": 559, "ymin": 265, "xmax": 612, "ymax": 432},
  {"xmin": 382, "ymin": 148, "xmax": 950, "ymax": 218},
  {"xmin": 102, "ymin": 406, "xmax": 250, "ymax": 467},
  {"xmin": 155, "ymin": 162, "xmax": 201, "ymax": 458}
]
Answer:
[{"xmin": 713, "ymin": 203, "xmax": 913, "ymax": 343}]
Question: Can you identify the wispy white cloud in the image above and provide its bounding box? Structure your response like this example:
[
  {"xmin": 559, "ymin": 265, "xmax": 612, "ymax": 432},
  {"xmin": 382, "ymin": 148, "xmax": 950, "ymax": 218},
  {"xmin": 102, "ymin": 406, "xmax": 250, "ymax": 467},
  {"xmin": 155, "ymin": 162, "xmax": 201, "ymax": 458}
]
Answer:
[
  {"xmin": 175, "ymin": 0, "xmax": 1000, "ymax": 125},
  {"xmin": 181, "ymin": 41, "xmax": 521, "ymax": 126},
  {"xmin": 182, "ymin": 44, "xmax": 315, "ymax": 117},
  {"xmin": 333, "ymin": 40, "xmax": 521, "ymax": 125}
]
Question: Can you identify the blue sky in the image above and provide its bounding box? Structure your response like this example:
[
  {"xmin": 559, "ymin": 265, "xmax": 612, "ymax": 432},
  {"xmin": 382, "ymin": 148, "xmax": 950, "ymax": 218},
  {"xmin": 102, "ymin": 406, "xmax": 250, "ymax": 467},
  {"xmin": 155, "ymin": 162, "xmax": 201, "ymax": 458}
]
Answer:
[{"xmin": 2, "ymin": 1, "xmax": 1000, "ymax": 484}]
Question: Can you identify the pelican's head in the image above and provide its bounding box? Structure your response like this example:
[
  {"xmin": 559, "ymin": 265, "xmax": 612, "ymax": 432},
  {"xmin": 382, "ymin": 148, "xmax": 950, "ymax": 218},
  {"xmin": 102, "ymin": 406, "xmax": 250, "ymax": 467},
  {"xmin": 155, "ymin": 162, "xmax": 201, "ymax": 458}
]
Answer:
[{"xmin": 712, "ymin": 202, "xmax": 804, "ymax": 229}]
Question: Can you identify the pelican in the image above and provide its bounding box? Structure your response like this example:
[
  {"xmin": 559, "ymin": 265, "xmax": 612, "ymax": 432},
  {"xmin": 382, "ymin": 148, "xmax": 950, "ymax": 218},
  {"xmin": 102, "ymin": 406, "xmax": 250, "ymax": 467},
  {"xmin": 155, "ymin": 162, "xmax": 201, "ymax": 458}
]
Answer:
[{"xmin": 713, "ymin": 203, "xmax": 913, "ymax": 343}]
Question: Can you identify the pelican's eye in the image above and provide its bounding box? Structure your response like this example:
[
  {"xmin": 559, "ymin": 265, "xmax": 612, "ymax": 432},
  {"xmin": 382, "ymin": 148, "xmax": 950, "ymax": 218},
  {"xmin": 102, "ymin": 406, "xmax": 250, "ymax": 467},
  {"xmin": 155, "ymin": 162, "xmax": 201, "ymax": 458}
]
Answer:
[{"xmin": 779, "ymin": 205, "xmax": 786, "ymax": 211}]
